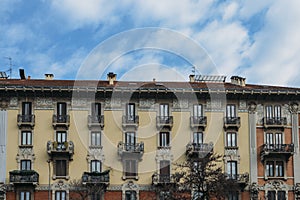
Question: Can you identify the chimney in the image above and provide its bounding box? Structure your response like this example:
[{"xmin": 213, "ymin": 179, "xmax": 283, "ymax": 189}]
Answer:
[
  {"xmin": 189, "ymin": 74, "xmax": 195, "ymax": 82},
  {"xmin": 19, "ymin": 69, "xmax": 26, "ymax": 80},
  {"xmin": 107, "ymin": 72, "xmax": 116, "ymax": 85},
  {"xmin": 230, "ymin": 76, "xmax": 246, "ymax": 86},
  {"xmin": 45, "ymin": 74, "xmax": 54, "ymax": 80}
]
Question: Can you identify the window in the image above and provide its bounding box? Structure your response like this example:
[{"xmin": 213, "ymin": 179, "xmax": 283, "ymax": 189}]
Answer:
[
  {"xmin": 126, "ymin": 103, "xmax": 136, "ymax": 121},
  {"xmin": 56, "ymin": 131, "xmax": 67, "ymax": 150},
  {"xmin": 21, "ymin": 131, "xmax": 32, "ymax": 146},
  {"xmin": 160, "ymin": 104, "xmax": 169, "ymax": 117},
  {"xmin": 56, "ymin": 160, "xmax": 67, "ymax": 177},
  {"xmin": 160, "ymin": 160, "xmax": 170, "ymax": 182},
  {"xmin": 21, "ymin": 160, "xmax": 31, "ymax": 170},
  {"xmin": 267, "ymin": 191, "xmax": 286, "ymax": 200},
  {"xmin": 227, "ymin": 161, "xmax": 237, "ymax": 179},
  {"xmin": 125, "ymin": 191, "xmax": 137, "ymax": 200},
  {"xmin": 228, "ymin": 192, "xmax": 239, "ymax": 200},
  {"xmin": 125, "ymin": 160, "xmax": 137, "ymax": 177},
  {"xmin": 91, "ymin": 160, "xmax": 101, "ymax": 172},
  {"xmin": 266, "ymin": 161, "xmax": 284, "ymax": 177},
  {"xmin": 159, "ymin": 132, "xmax": 170, "ymax": 148},
  {"xmin": 266, "ymin": 132, "xmax": 283, "ymax": 149},
  {"xmin": 193, "ymin": 104, "xmax": 203, "ymax": 117},
  {"xmin": 57, "ymin": 102, "xmax": 67, "ymax": 122},
  {"xmin": 55, "ymin": 191, "xmax": 66, "ymax": 200},
  {"xmin": 91, "ymin": 103, "xmax": 101, "ymax": 117},
  {"xmin": 265, "ymin": 105, "xmax": 282, "ymax": 119},
  {"xmin": 91, "ymin": 131, "xmax": 101, "ymax": 146},
  {"xmin": 226, "ymin": 105, "xmax": 236, "ymax": 118},
  {"xmin": 125, "ymin": 132, "xmax": 136, "ymax": 151},
  {"xmin": 22, "ymin": 102, "xmax": 32, "ymax": 122},
  {"xmin": 226, "ymin": 132, "xmax": 237, "ymax": 147},
  {"xmin": 20, "ymin": 191, "xmax": 31, "ymax": 200},
  {"xmin": 193, "ymin": 132, "xmax": 203, "ymax": 144}
]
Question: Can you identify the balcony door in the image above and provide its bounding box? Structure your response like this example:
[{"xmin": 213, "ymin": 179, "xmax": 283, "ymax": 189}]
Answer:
[
  {"xmin": 160, "ymin": 104, "xmax": 169, "ymax": 117},
  {"xmin": 91, "ymin": 103, "xmax": 101, "ymax": 117},
  {"xmin": 22, "ymin": 102, "xmax": 32, "ymax": 122},
  {"xmin": 193, "ymin": 104, "xmax": 203, "ymax": 117},
  {"xmin": 126, "ymin": 103, "xmax": 135, "ymax": 121},
  {"xmin": 227, "ymin": 161, "xmax": 237, "ymax": 179},
  {"xmin": 160, "ymin": 160, "xmax": 170, "ymax": 182},
  {"xmin": 56, "ymin": 131, "xmax": 67, "ymax": 150},
  {"xmin": 193, "ymin": 132, "xmax": 203, "ymax": 144},
  {"xmin": 57, "ymin": 102, "xmax": 67, "ymax": 122},
  {"xmin": 125, "ymin": 132, "xmax": 136, "ymax": 151},
  {"xmin": 226, "ymin": 105, "xmax": 236, "ymax": 118}
]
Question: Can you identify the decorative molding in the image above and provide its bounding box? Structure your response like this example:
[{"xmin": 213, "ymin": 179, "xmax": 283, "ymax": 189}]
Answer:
[
  {"xmin": 139, "ymin": 99, "xmax": 155, "ymax": 110},
  {"xmin": 289, "ymin": 102, "xmax": 299, "ymax": 114},
  {"xmin": 0, "ymin": 98, "xmax": 9, "ymax": 110},
  {"xmin": 71, "ymin": 99, "xmax": 87, "ymax": 108},
  {"xmin": 9, "ymin": 97, "xmax": 18, "ymax": 107},
  {"xmin": 105, "ymin": 98, "xmax": 121, "ymax": 109},
  {"xmin": 248, "ymin": 102, "xmax": 257, "ymax": 114},
  {"xmin": 264, "ymin": 180, "xmax": 289, "ymax": 200},
  {"xmin": 155, "ymin": 148, "xmax": 173, "ymax": 162},
  {"xmin": 283, "ymin": 104, "xmax": 291, "ymax": 125},
  {"xmin": 86, "ymin": 146, "xmax": 105, "ymax": 163},
  {"xmin": 35, "ymin": 98, "xmax": 53, "ymax": 109},
  {"xmin": 122, "ymin": 181, "xmax": 139, "ymax": 200},
  {"xmin": 206, "ymin": 100, "xmax": 223, "ymax": 111},
  {"xmin": 295, "ymin": 183, "xmax": 300, "ymax": 198},
  {"xmin": 52, "ymin": 180, "xmax": 69, "ymax": 191},
  {"xmin": 16, "ymin": 147, "xmax": 35, "ymax": 163},
  {"xmin": 250, "ymin": 182, "xmax": 259, "ymax": 200},
  {"xmin": 256, "ymin": 104, "xmax": 263, "ymax": 124},
  {"xmin": 173, "ymin": 99, "xmax": 188, "ymax": 109}
]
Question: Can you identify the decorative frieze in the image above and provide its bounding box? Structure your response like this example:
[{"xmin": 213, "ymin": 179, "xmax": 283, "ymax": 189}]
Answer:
[
  {"xmin": 16, "ymin": 147, "xmax": 35, "ymax": 163},
  {"xmin": 122, "ymin": 181, "xmax": 139, "ymax": 200},
  {"xmin": 86, "ymin": 147, "xmax": 105, "ymax": 163},
  {"xmin": 35, "ymin": 98, "xmax": 53, "ymax": 109},
  {"xmin": 139, "ymin": 99, "xmax": 155, "ymax": 111},
  {"xmin": 71, "ymin": 98, "xmax": 87, "ymax": 109},
  {"xmin": 256, "ymin": 104, "xmax": 264, "ymax": 124},
  {"xmin": 105, "ymin": 98, "xmax": 121, "ymax": 109},
  {"xmin": 173, "ymin": 99, "xmax": 188, "ymax": 110},
  {"xmin": 206, "ymin": 99, "xmax": 223, "ymax": 112}
]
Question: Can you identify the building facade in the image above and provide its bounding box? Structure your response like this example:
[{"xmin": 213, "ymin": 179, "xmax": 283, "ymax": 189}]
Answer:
[{"xmin": 0, "ymin": 73, "xmax": 299, "ymax": 200}]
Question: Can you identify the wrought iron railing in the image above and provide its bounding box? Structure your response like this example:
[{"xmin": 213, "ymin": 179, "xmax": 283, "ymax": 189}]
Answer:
[
  {"xmin": 122, "ymin": 115, "xmax": 139, "ymax": 125},
  {"xmin": 17, "ymin": 114, "xmax": 35, "ymax": 127},
  {"xmin": 224, "ymin": 117, "xmax": 241, "ymax": 127},
  {"xmin": 118, "ymin": 142, "xmax": 144, "ymax": 153},
  {"xmin": 225, "ymin": 173, "xmax": 249, "ymax": 183},
  {"xmin": 263, "ymin": 117, "xmax": 287, "ymax": 126},
  {"xmin": 190, "ymin": 116, "xmax": 207, "ymax": 127},
  {"xmin": 9, "ymin": 170, "xmax": 39, "ymax": 184},
  {"xmin": 82, "ymin": 170, "xmax": 110, "ymax": 184},
  {"xmin": 52, "ymin": 114, "xmax": 70, "ymax": 128},
  {"xmin": 152, "ymin": 173, "xmax": 176, "ymax": 185},
  {"xmin": 261, "ymin": 143, "xmax": 294, "ymax": 153},
  {"xmin": 186, "ymin": 142, "xmax": 213, "ymax": 157},
  {"xmin": 88, "ymin": 115, "xmax": 104, "ymax": 124},
  {"xmin": 47, "ymin": 141, "xmax": 74, "ymax": 155},
  {"xmin": 156, "ymin": 116, "xmax": 173, "ymax": 128}
]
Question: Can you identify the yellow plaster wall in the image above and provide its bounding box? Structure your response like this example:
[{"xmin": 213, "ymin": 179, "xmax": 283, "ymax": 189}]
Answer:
[{"xmin": 238, "ymin": 112, "xmax": 250, "ymax": 173}]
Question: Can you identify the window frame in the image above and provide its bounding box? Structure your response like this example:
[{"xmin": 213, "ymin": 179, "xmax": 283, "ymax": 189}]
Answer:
[
  {"xmin": 55, "ymin": 159, "xmax": 67, "ymax": 177},
  {"xmin": 20, "ymin": 191, "xmax": 31, "ymax": 200},
  {"xmin": 265, "ymin": 160, "xmax": 285, "ymax": 178},
  {"xmin": 124, "ymin": 160, "xmax": 137, "ymax": 178},
  {"xmin": 226, "ymin": 104, "xmax": 236, "ymax": 118},
  {"xmin": 126, "ymin": 103, "xmax": 136, "ymax": 121},
  {"xmin": 90, "ymin": 160, "xmax": 102, "ymax": 173},
  {"xmin": 20, "ymin": 159, "xmax": 32, "ymax": 170},
  {"xmin": 193, "ymin": 132, "xmax": 203, "ymax": 144},
  {"xmin": 125, "ymin": 190, "xmax": 137, "ymax": 200},
  {"xmin": 159, "ymin": 104, "xmax": 169, "ymax": 117},
  {"xmin": 227, "ymin": 161, "xmax": 237, "ymax": 179},
  {"xmin": 226, "ymin": 132, "xmax": 237, "ymax": 147},
  {"xmin": 193, "ymin": 104, "xmax": 203, "ymax": 117},
  {"xmin": 159, "ymin": 132, "xmax": 170, "ymax": 148},
  {"xmin": 55, "ymin": 191, "xmax": 67, "ymax": 200},
  {"xmin": 90, "ymin": 131, "xmax": 101, "ymax": 147},
  {"xmin": 91, "ymin": 103, "xmax": 101, "ymax": 117},
  {"xmin": 21, "ymin": 131, "xmax": 32, "ymax": 146}
]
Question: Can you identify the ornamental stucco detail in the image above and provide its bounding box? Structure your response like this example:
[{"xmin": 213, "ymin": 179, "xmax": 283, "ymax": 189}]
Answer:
[
  {"xmin": 86, "ymin": 146, "xmax": 105, "ymax": 163},
  {"xmin": 16, "ymin": 147, "xmax": 35, "ymax": 163}
]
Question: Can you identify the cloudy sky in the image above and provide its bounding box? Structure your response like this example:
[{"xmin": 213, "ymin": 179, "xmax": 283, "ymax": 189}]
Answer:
[{"xmin": 0, "ymin": 0, "xmax": 300, "ymax": 87}]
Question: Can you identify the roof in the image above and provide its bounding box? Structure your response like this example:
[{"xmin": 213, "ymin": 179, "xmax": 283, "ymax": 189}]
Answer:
[{"xmin": 0, "ymin": 79, "xmax": 299, "ymax": 95}]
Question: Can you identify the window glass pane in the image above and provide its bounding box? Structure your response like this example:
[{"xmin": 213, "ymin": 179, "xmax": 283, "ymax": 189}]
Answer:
[
  {"xmin": 22, "ymin": 102, "xmax": 32, "ymax": 116},
  {"xmin": 274, "ymin": 105, "xmax": 281, "ymax": 118},
  {"xmin": 266, "ymin": 133, "xmax": 274, "ymax": 145},
  {"xmin": 91, "ymin": 160, "xmax": 101, "ymax": 172},
  {"xmin": 160, "ymin": 132, "xmax": 169, "ymax": 147},
  {"xmin": 160, "ymin": 104, "xmax": 169, "ymax": 117},
  {"xmin": 226, "ymin": 105, "xmax": 236, "ymax": 117},
  {"xmin": 278, "ymin": 191, "xmax": 286, "ymax": 200},
  {"xmin": 91, "ymin": 132, "xmax": 101, "ymax": 146},
  {"xmin": 266, "ymin": 106, "xmax": 273, "ymax": 118},
  {"xmin": 267, "ymin": 191, "xmax": 276, "ymax": 200},
  {"xmin": 193, "ymin": 104, "xmax": 203, "ymax": 117},
  {"xmin": 91, "ymin": 103, "xmax": 101, "ymax": 116},
  {"xmin": 127, "ymin": 104, "xmax": 135, "ymax": 119},
  {"xmin": 56, "ymin": 160, "xmax": 67, "ymax": 176},
  {"xmin": 275, "ymin": 133, "xmax": 282, "ymax": 145},
  {"xmin": 57, "ymin": 103, "xmax": 67, "ymax": 116},
  {"xmin": 226, "ymin": 132, "xmax": 237, "ymax": 147},
  {"xmin": 266, "ymin": 161, "xmax": 274, "ymax": 177},
  {"xmin": 125, "ymin": 160, "xmax": 136, "ymax": 177},
  {"xmin": 276, "ymin": 161, "xmax": 284, "ymax": 177},
  {"xmin": 193, "ymin": 132, "xmax": 203, "ymax": 144}
]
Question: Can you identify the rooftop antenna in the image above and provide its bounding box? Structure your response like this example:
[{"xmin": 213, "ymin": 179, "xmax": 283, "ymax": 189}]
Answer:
[{"xmin": 4, "ymin": 57, "xmax": 13, "ymax": 78}]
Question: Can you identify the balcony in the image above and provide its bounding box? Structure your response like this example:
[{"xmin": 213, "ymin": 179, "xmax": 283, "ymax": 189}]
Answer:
[
  {"xmin": 118, "ymin": 142, "xmax": 144, "ymax": 159},
  {"xmin": 88, "ymin": 115, "xmax": 104, "ymax": 129},
  {"xmin": 263, "ymin": 117, "xmax": 287, "ymax": 129},
  {"xmin": 122, "ymin": 115, "xmax": 139, "ymax": 129},
  {"xmin": 17, "ymin": 114, "xmax": 35, "ymax": 128},
  {"xmin": 156, "ymin": 116, "xmax": 173, "ymax": 129},
  {"xmin": 186, "ymin": 142, "xmax": 213, "ymax": 158},
  {"xmin": 9, "ymin": 170, "xmax": 39, "ymax": 185},
  {"xmin": 47, "ymin": 141, "xmax": 74, "ymax": 159},
  {"xmin": 152, "ymin": 173, "xmax": 176, "ymax": 185},
  {"xmin": 190, "ymin": 116, "xmax": 207, "ymax": 129},
  {"xmin": 225, "ymin": 173, "xmax": 249, "ymax": 188},
  {"xmin": 82, "ymin": 170, "xmax": 110, "ymax": 186},
  {"xmin": 52, "ymin": 115, "xmax": 70, "ymax": 129},
  {"xmin": 260, "ymin": 144, "xmax": 294, "ymax": 161},
  {"xmin": 224, "ymin": 117, "xmax": 240, "ymax": 129}
]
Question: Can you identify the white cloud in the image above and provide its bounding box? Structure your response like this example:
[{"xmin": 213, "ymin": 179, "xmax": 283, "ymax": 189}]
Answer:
[{"xmin": 244, "ymin": 0, "xmax": 300, "ymax": 86}]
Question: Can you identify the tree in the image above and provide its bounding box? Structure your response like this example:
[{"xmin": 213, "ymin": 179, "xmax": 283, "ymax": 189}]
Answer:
[{"xmin": 175, "ymin": 152, "xmax": 240, "ymax": 200}]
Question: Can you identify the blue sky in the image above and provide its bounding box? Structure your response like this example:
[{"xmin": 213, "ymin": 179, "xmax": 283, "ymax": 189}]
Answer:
[{"xmin": 1, "ymin": 0, "xmax": 300, "ymax": 87}]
